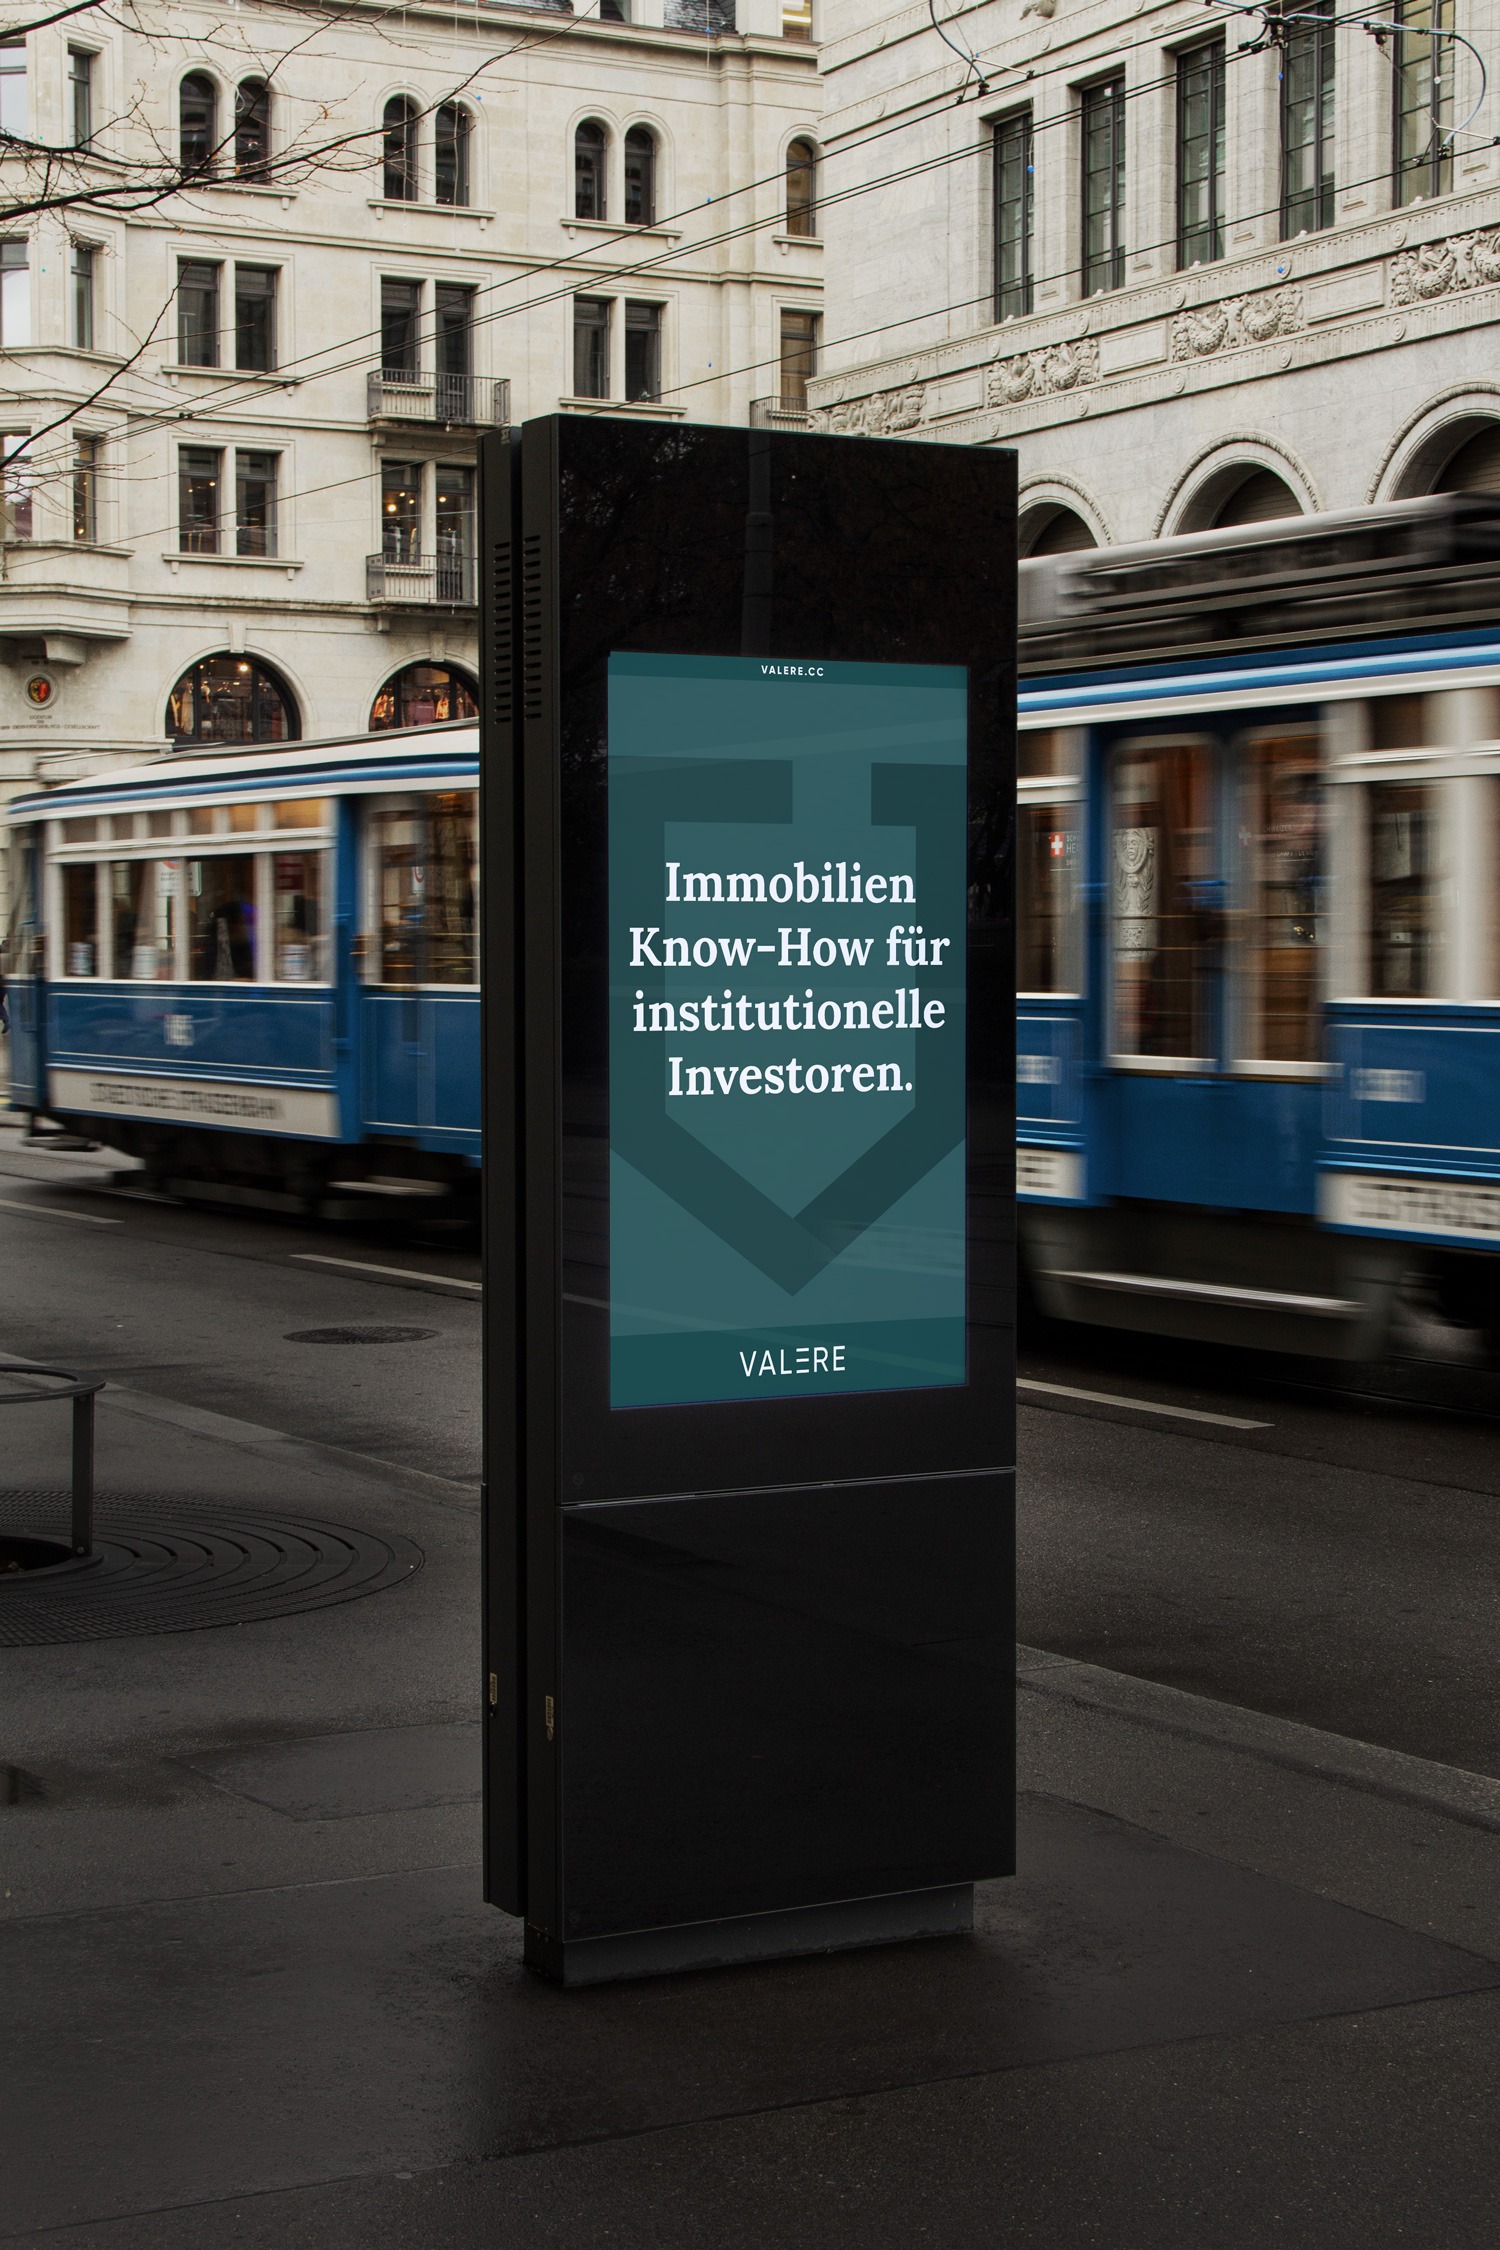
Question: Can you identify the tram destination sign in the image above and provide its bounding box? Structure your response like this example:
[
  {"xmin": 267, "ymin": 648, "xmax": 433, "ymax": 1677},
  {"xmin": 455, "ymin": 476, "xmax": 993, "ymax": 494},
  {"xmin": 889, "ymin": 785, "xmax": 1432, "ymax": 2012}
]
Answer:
[{"xmin": 609, "ymin": 652, "xmax": 968, "ymax": 1409}]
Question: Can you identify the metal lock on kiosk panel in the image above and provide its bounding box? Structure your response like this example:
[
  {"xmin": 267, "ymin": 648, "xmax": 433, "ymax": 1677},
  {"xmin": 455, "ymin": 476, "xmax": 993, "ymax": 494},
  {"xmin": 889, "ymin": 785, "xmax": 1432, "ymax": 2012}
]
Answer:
[{"xmin": 480, "ymin": 416, "xmax": 1018, "ymax": 1987}]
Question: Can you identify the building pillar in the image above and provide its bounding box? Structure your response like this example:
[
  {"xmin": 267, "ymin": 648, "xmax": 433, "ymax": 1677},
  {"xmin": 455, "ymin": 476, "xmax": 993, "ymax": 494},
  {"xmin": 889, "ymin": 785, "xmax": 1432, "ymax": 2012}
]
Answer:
[
  {"xmin": 1125, "ymin": 43, "xmax": 1173, "ymax": 291},
  {"xmin": 1225, "ymin": 42, "xmax": 1280, "ymax": 257},
  {"xmin": 1336, "ymin": 19, "xmax": 1391, "ymax": 223}
]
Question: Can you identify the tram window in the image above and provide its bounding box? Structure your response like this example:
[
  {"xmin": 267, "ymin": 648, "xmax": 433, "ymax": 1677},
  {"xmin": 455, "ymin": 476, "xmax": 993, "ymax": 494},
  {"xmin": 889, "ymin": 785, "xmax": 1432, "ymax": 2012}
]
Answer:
[
  {"xmin": 374, "ymin": 809, "xmax": 420, "ymax": 985},
  {"xmin": 62, "ymin": 818, "xmax": 96, "ymax": 844},
  {"xmin": 1369, "ymin": 782, "xmax": 1439, "ymax": 996},
  {"xmin": 109, "ymin": 814, "xmax": 137, "ymax": 842},
  {"xmin": 427, "ymin": 792, "xmax": 477, "ymax": 984},
  {"xmin": 188, "ymin": 806, "xmax": 217, "ymax": 836},
  {"xmin": 274, "ymin": 798, "xmax": 327, "ymax": 830},
  {"xmin": 370, "ymin": 793, "xmax": 478, "ymax": 985},
  {"xmin": 272, "ymin": 851, "xmax": 325, "ymax": 982},
  {"xmin": 1368, "ymin": 695, "xmax": 1429, "ymax": 752},
  {"xmin": 228, "ymin": 803, "xmax": 259, "ymax": 834},
  {"xmin": 1018, "ymin": 730, "xmax": 1078, "ymax": 780},
  {"xmin": 62, "ymin": 862, "xmax": 99, "ymax": 976},
  {"xmin": 112, "ymin": 860, "xmax": 177, "ymax": 979},
  {"xmin": 1111, "ymin": 741, "xmax": 1214, "ymax": 1059},
  {"xmin": 188, "ymin": 854, "xmax": 257, "ymax": 981},
  {"xmin": 1242, "ymin": 734, "xmax": 1323, "ymax": 1064},
  {"xmin": 147, "ymin": 809, "xmax": 174, "ymax": 838},
  {"xmin": 1017, "ymin": 803, "xmax": 1079, "ymax": 993}
]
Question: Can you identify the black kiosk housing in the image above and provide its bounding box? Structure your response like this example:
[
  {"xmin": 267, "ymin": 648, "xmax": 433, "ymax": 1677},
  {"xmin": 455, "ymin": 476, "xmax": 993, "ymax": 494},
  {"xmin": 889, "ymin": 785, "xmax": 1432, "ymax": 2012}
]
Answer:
[{"xmin": 481, "ymin": 417, "xmax": 1016, "ymax": 1985}]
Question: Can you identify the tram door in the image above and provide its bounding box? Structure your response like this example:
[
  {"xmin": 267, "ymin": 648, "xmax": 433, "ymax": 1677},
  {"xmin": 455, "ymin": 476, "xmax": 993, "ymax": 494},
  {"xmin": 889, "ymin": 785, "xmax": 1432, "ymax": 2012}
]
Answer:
[
  {"xmin": 1104, "ymin": 728, "xmax": 1324, "ymax": 1209},
  {"xmin": 362, "ymin": 792, "xmax": 480, "ymax": 1146}
]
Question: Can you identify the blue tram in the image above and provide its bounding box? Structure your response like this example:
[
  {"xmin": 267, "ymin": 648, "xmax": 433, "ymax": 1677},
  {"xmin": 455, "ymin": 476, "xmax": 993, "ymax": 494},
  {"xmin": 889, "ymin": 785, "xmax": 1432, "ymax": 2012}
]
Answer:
[
  {"xmin": 9, "ymin": 493, "xmax": 1500, "ymax": 1358},
  {"xmin": 1017, "ymin": 492, "xmax": 1500, "ymax": 1359},
  {"xmin": 4, "ymin": 722, "xmax": 480, "ymax": 1209}
]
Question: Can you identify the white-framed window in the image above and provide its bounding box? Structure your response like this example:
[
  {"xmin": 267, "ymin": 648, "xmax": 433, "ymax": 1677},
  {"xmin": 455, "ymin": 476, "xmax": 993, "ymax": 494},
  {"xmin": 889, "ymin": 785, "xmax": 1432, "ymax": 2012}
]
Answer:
[
  {"xmin": 0, "ymin": 40, "xmax": 26, "ymax": 138},
  {"xmin": 0, "ymin": 238, "xmax": 30, "ymax": 348}
]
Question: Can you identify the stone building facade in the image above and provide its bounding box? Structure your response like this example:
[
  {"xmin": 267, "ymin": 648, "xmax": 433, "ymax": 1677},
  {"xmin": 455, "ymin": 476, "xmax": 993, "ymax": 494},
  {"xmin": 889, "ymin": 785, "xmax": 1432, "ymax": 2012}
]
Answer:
[
  {"xmin": 808, "ymin": 0, "xmax": 1500, "ymax": 549},
  {"xmin": 0, "ymin": 0, "xmax": 821, "ymax": 853}
]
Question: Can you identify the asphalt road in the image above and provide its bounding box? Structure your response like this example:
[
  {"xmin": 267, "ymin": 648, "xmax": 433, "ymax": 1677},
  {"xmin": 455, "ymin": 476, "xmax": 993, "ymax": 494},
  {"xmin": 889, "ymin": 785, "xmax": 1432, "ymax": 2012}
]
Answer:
[{"xmin": 2, "ymin": 1117, "xmax": 1498, "ymax": 1777}]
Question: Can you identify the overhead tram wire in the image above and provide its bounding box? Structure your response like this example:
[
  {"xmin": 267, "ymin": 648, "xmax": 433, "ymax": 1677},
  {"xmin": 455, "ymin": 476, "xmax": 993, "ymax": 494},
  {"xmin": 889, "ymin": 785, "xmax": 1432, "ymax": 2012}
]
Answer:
[
  {"xmin": 36, "ymin": 111, "xmax": 1458, "ymax": 566},
  {"xmin": 36, "ymin": 0, "xmax": 1313, "ymax": 449}
]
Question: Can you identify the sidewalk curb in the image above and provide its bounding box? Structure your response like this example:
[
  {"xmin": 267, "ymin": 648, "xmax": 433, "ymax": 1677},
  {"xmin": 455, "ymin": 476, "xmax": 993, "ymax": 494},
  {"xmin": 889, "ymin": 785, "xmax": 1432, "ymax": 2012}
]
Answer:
[
  {"xmin": 102, "ymin": 1383, "xmax": 482, "ymax": 1507},
  {"xmin": 1017, "ymin": 1644, "xmax": 1500, "ymax": 1837}
]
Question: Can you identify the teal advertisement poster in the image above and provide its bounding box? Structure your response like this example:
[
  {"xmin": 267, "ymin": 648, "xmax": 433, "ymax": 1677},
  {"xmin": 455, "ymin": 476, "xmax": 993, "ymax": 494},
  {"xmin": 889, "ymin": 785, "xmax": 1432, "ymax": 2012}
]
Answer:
[{"xmin": 608, "ymin": 652, "xmax": 969, "ymax": 1410}]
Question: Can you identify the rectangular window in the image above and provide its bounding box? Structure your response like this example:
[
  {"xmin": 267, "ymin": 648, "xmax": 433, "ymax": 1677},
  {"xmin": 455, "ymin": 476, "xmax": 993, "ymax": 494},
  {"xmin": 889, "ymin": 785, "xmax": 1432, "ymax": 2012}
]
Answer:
[
  {"xmin": 234, "ymin": 265, "xmax": 276, "ymax": 372},
  {"xmin": 1111, "ymin": 740, "xmax": 1215, "ymax": 1059},
  {"xmin": 435, "ymin": 103, "xmax": 470, "ymax": 207},
  {"xmin": 71, "ymin": 240, "xmax": 95, "ymax": 350},
  {"xmin": 435, "ymin": 464, "xmax": 473, "ymax": 599},
  {"xmin": 1018, "ymin": 803, "xmax": 1080, "ymax": 994},
  {"xmin": 235, "ymin": 448, "xmax": 277, "ymax": 557},
  {"xmin": 0, "ymin": 238, "xmax": 30, "ymax": 348},
  {"xmin": 68, "ymin": 48, "xmax": 93, "ymax": 148},
  {"xmin": 426, "ymin": 792, "xmax": 478, "ymax": 984},
  {"xmin": 435, "ymin": 281, "xmax": 473, "ymax": 417},
  {"xmin": 1240, "ymin": 734, "xmax": 1323, "ymax": 1063},
  {"xmin": 1176, "ymin": 42, "xmax": 1225, "ymax": 268},
  {"xmin": 1081, "ymin": 78, "xmax": 1125, "ymax": 297},
  {"xmin": 1369, "ymin": 782, "xmax": 1439, "ymax": 995},
  {"xmin": 110, "ymin": 861, "xmax": 158, "ymax": 979},
  {"xmin": 1281, "ymin": 0, "xmax": 1335, "ymax": 236},
  {"xmin": 273, "ymin": 851, "xmax": 327, "ymax": 982},
  {"xmin": 381, "ymin": 460, "xmax": 421, "ymax": 562},
  {"xmin": 1394, "ymin": 0, "xmax": 1453, "ymax": 205},
  {"xmin": 177, "ymin": 259, "xmax": 220, "ymax": 367},
  {"xmin": 573, "ymin": 294, "xmax": 610, "ymax": 398},
  {"xmin": 782, "ymin": 1, "xmax": 813, "ymax": 37},
  {"xmin": 380, "ymin": 278, "xmax": 421, "ymax": 381},
  {"xmin": 779, "ymin": 308, "xmax": 818, "ymax": 407},
  {"xmin": 2, "ymin": 431, "xmax": 33, "ymax": 539},
  {"xmin": 374, "ymin": 805, "xmax": 422, "ymax": 985},
  {"xmin": 624, "ymin": 300, "xmax": 661, "ymax": 402},
  {"xmin": 72, "ymin": 433, "xmax": 99, "ymax": 542},
  {"xmin": 62, "ymin": 862, "xmax": 99, "ymax": 977},
  {"xmin": 0, "ymin": 41, "xmax": 26, "ymax": 138},
  {"xmin": 188, "ymin": 854, "xmax": 257, "ymax": 981},
  {"xmin": 179, "ymin": 445, "xmax": 221, "ymax": 553},
  {"xmin": 993, "ymin": 110, "xmax": 1034, "ymax": 320}
]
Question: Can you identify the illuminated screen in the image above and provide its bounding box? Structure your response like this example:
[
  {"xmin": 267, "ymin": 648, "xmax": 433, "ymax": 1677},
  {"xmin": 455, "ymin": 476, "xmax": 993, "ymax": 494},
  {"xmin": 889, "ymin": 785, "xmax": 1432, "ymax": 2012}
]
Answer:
[{"xmin": 608, "ymin": 652, "xmax": 968, "ymax": 1409}]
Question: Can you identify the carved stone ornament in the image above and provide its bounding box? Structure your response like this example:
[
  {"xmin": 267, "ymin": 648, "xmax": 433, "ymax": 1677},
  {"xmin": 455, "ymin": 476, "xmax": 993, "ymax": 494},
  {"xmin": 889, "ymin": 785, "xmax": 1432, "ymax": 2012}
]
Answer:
[
  {"xmin": 984, "ymin": 336, "xmax": 1100, "ymax": 407},
  {"xmin": 807, "ymin": 383, "xmax": 926, "ymax": 436},
  {"xmin": 1390, "ymin": 229, "xmax": 1500, "ymax": 304},
  {"xmin": 1169, "ymin": 285, "xmax": 1303, "ymax": 359}
]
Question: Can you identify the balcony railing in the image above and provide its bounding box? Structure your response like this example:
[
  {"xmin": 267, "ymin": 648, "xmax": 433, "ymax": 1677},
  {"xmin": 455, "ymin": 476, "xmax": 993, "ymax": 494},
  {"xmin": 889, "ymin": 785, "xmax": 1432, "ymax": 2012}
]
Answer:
[
  {"xmin": 750, "ymin": 395, "xmax": 811, "ymax": 430},
  {"xmin": 366, "ymin": 550, "xmax": 476, "ymax": 606},
  {"xmin": 367, "ymin": 372, "xmax": 510, "ymax": 427}
]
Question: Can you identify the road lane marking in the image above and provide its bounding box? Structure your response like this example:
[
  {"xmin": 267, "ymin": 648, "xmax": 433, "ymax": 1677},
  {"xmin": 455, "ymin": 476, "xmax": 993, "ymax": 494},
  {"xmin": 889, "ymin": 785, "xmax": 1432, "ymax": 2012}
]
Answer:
[
  {"xmin": 0, "ymin": 1195, "xmax": 120, "ymax": 1227},
  {"xmin": 1017, "ymin": 1377, "xmax": 1269, "ymax": 1430},
  {"xmin": 291, "ymin": 1252, "xmax": 481, "ymax": 1293}
]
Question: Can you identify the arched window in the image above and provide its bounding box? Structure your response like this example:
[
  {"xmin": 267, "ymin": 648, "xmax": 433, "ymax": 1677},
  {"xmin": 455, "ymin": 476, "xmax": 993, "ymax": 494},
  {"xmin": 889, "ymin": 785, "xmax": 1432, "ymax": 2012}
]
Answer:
[
  {"xmin": 383, "ymin": 96, "xmax": 418, "ymax": 202},
  {"xmin": 167, "ymin": 654, "xmax": 299, "ymax": 747},
  {"xmin": 180, "ymin": 74, "xmax": 218, "ymax": 174},
  {"xmin": 575, "ymin": 120, "xmax": 607, "ymax": 221},
  {"xmin": 1021, "ymin": 504, "xmax": 1097, "ymax": 557},
  {"xmin": 786, "ymin": 138, "xmax": 818, "ymax": 237},
  {"xmin": 1208, "ymin": 468, "xmax": 1301, "ymax": 527},
  {"xmin": 369, "ymin": 662, "xmax": 478, "ymax": 731},
  {"xmin": 234, "ymin": 78, "xmax": 270, "ymax": 178},
  {"xmin": 435, "ymin": 102, "xmax": 470, "ymax": 207},
  {"xmin": 1436, "ymin": 423, "xmax": 1500, "ymax": 494},
  {"xmin": 624, "ymin": 125, "xmax": 656, "ymax": 226}
]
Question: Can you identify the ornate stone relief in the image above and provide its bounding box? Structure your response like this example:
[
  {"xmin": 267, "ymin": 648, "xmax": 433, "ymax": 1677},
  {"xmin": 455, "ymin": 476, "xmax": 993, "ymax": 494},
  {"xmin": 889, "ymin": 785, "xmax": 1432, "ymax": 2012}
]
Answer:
[
  {"xmin": 808, "ymin": 384, "xmax": 925, "ymax": 435},
  {"xmin": 1169, "ymin": 286, "xmax": 1303, "ymax": 360},
  {"xmin": 985, "ymin": 337, "xmax": 1100, "ymax": 405},
  {"xmin": 1390, "ymin": 229, "xmax": 1500, "ymax": 303}
]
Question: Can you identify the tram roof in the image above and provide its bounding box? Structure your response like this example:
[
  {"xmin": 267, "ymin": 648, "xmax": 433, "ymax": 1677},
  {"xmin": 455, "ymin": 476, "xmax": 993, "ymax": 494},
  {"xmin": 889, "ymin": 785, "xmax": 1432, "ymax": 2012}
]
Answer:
[{"xmin": 6, "ymin": 720, "xmax": 479, "ymax": 822}]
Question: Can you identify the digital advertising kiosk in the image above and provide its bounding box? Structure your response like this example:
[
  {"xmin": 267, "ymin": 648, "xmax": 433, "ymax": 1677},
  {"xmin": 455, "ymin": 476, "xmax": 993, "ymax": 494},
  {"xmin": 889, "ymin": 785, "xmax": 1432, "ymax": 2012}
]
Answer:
[{"xmin": 480, "ymin": 416, "xmax": 1016, "ymax": 1984}]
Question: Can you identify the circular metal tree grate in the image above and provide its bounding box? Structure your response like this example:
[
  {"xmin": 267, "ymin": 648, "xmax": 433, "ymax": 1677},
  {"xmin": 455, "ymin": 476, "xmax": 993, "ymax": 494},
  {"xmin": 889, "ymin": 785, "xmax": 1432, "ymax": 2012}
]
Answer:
[{"xmin": 0, "ymin": 1494, "xmax": 423, "ymax": 1646}]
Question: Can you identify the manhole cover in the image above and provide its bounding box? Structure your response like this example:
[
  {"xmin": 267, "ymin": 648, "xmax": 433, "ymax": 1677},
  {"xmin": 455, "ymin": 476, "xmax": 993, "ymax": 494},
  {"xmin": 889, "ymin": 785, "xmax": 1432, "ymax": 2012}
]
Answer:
[
  {"xmin": 283, "ymin": 1326, "xmax": 437, "ymax": 1345},
  {"xmin": 0, "ymin": 1494, "xmax": 422, "ymax": 1646}
]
